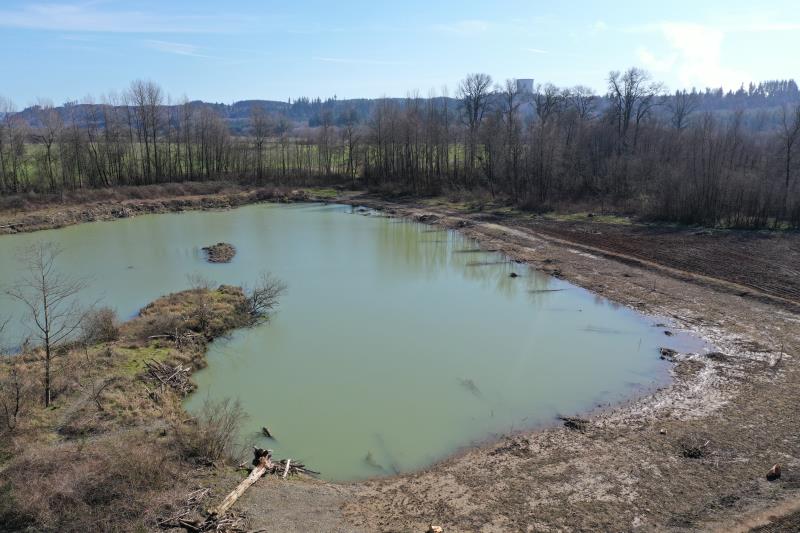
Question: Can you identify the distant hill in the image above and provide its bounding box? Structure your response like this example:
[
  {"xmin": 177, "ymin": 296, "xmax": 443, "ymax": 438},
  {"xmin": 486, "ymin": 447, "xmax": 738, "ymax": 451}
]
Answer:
[{"xmin": 11, "ymin": 79, "xmax": 799, "ymax": 134}]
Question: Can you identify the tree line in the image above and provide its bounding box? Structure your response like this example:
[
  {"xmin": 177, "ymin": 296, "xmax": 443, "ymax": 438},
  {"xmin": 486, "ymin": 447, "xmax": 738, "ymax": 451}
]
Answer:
[{"xmin": 1, "ymin": 68, "xmax": 799, "ymax": 228}]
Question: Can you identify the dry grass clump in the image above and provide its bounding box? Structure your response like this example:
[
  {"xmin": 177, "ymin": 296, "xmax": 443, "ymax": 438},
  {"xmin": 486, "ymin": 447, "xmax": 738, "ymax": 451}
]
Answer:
[
  {"xmin": 173, "ymin": 398, "xmax": 247, "ymax": 466},
  {"xmin": 0, "ymin": 435, "xmax": 179, "ymax": 532},
  {"xmin": 128, "ymin": 285, "xmax": 251, "ymax": 342},
  {"xmin": 81, "ymin": 307, "xmax": 120, "ymax": 344}
]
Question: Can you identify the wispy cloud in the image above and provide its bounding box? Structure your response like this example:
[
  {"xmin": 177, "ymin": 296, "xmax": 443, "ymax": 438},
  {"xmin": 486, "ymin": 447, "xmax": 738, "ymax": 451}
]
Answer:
[
  {"xmin": 312, "ymin": 56, "xmax": 406, "ymax": 66},
  {"xmin": 0, "ymin": 3, "xmax": 249, "ymax": 33},
  {"xmin": 145, "ymin": 40, "xmax": 208, "ymax": 58},
  {"xmin": 431, "ymin": 19, "xmax": 490, "ymax": 35},
  {"xmin": 636, "ymin": 22, "xmax": 749, "ymax": 89}
]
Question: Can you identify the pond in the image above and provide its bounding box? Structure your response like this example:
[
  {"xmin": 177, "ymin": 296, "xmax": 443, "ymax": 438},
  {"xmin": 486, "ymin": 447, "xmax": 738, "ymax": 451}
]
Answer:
[{"xmin": 0, "ymin": 203, "xmax": 701, "ymax": 480}]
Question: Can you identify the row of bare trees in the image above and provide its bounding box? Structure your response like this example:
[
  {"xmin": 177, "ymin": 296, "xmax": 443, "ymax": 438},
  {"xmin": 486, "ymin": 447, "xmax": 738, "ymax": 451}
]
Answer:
[{"xmin": 1, "ymin": 69, "xmax": 799, "ymax": 227}]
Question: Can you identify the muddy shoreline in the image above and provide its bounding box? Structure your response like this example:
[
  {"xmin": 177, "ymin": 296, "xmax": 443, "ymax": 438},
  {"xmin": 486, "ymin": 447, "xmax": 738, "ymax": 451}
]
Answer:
[
  {"xmin": 334, "ymin": 200, "xmax": 800, "ymax": 532},
  {"xmin": 2, "ymin": 190, "xmax": 799, "ymax": 531}
]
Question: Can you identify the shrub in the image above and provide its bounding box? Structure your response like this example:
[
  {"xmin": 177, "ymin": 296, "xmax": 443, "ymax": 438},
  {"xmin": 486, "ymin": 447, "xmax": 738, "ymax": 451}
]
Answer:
[
  {"xmin": 173, "ymin": 398, "xmax": 246, "ymax": 465},
  {"xmin": 81, "ymin": 307, "xmax": 120, "ymax": 344}
]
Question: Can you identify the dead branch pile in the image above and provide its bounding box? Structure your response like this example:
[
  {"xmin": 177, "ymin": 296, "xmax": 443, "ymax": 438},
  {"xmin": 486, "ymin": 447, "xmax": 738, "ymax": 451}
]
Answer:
[
  {"xmin": 149, "ymin": 328, "xmax": 203, "ymax": 350},
  {"xmin": 244, "ymin": 447, "xmax": 319, "ymax": 478},
  {"xmin": 157, "ymin": 488, "xmax": 212, "ymax": 530},
  {"xmin": 143, "ymin": 359, "xmax": 193, "ymax": 396}
]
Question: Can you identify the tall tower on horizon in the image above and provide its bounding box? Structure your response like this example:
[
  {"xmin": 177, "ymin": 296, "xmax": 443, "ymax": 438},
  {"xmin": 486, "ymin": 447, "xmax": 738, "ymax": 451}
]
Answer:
[{"xmin": 516, "ymin": 79, "xmax": 534, "ymax": 95}]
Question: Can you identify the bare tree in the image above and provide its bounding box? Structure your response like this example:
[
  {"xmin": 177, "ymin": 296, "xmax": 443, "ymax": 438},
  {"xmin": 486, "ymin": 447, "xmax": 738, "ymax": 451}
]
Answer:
[
  {"xmin": 458, "ymin": 73, "xmax": 493, "ymax": 180},
  {"xmin": 608, "ymin": 68, "xmax": 664, "ymax": 152},
  {"xmin": 186, "ymin": 273, "xmax": 216, "ymax": 335},
  {"xmin": 128, "ymin": 80, "xmax": 164, "ymax": 182},
  {"xmin": 780, "ymin": 103, "xmax": 800, "ymax": 192},
  {"xmin": 0, "ymin": 342, "xmax": 27, "ymax": 432},
  {"xmin": 567, "ymin": 85, "xmax": 598, "ymax": 120},
  {"xmin": 6, "ymin": 243, "xmax": 89, "ymax": 407},
  {"xmin": 250, "ymin": 105, "xmax": 272, "ymax": 181},
  {"xmin": 535, "ymin": 83, "xmax": 565, "ymax": 126},
  {"xmin": 670, "ymin": 89, "xmax": 700, "ymax": 131},
  {"xmin": 245, "ymin": 272, "xmax": 286, "ymax": 320},
  {"xmin": 33, "ymin": 100, "xmax": 63, "ymax": 193},
  {"xmin": 341, "ymin": 107, "xmax": 360, "ymax": 185}
]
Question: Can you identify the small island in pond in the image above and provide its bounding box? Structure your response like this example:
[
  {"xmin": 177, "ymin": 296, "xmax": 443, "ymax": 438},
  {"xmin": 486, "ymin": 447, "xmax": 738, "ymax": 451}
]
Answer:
[{"xmin": 202, "ymin": 242, "xmax": 236, "ymax": 263}]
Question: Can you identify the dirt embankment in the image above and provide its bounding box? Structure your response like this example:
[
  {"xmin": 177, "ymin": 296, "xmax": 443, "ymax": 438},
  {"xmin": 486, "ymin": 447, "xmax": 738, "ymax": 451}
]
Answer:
[
  {"xmin": 2, "ymin": 190, "xmax": 800, "ymax": 531},
  {"xmin": 0, "ymin": 184, "xmax": 314, "ymax": 235}
]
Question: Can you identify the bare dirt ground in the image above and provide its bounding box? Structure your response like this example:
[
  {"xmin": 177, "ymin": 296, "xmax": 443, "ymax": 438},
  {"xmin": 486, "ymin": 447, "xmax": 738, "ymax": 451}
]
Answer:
[{"xmin": 3, "ymin": 190, "xmax": 800, "ymax": 532}]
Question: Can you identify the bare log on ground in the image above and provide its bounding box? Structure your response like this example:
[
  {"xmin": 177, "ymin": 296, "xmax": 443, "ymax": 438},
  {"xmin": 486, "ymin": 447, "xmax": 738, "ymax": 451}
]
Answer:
[
  {"xmin": 209, "ymin": 449, "xmax": 274, "ymax": 519},
  {"xmin": 167, "ymin": 448, "xmax": 319, "ymax": 531}
]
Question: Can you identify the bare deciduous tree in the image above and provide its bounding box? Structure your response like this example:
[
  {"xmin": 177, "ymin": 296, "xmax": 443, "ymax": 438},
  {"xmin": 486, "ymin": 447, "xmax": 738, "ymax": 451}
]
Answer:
[
  {"xmin": 608, "ymin": 68, "xmax": 664, "ymax": 152},
  {"xmin": 567, "ymin": 86, "xmax": 598, "ymax": 120},
  {"xmin": 459, "ymin": 73, "xmax": 493, "ymax": 181},
  {"xmin": 670, "ymin": 89, "xmax": 700, "ymax": 131},
  {"xmin": 535, "ymin": 83, "xmax": 565, "ymax": 126},
  {"xmin": 250, "ymin": 105, "xmax": 272, "ymax": 181},
  {"xmin": 245, "ymin": 272, "xmax": 286, "ymax": 320},
  {"xmin": 33, "ymin": 100, "xmax": 63, "ymax": 193},
  {"xmin": 780, "ymin": 103, "xmax": 800, "ymax": 192},
  {"xmin": 6, "ymin": 242, "xmax": 89, "ymax": 407},
  {"xmin": 0, "ymin": 351, "xmax": 27, "ymax": 432}
]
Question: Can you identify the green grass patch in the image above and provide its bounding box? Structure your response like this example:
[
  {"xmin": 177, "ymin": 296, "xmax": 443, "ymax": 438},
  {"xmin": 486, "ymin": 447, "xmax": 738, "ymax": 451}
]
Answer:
[
  {"xmin": 306, "ymin": 187, "xmax": 339, "ymax": 199},
  {"xmin": 544, "ymin": 211, "xmax": 632, "ymax": 225},
  {"xmin": 117, "ymin": 345, "xmax": 172, "ymax": 376}
]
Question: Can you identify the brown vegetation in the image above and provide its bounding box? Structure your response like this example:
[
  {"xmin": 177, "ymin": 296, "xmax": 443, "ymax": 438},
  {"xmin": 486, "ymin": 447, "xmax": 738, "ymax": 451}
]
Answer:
[
  {"xmin": 202, "ymin": 242, "xmax": 237, "ymax": 263},
  {"xmin": 0, "ymin": 280, "xmax": 283, "ymax": 532}
]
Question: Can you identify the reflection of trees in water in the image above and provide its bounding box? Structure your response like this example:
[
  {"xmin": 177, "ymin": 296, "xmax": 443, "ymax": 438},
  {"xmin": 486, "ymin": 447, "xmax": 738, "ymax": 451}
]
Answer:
[
  {"xmin": 369, "ymin": 217, "xmax": 567, "ymax": 307},
  {"xmin": 373, "ymin": 219, "xmax": 451, "ymax": 280}
]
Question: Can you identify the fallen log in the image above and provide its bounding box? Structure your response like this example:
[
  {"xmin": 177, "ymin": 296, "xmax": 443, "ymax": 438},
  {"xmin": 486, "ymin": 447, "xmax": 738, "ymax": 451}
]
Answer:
[
  {"xmin": 208, "ymin": 448, "xmax": 274, "ymax": 519},
  {"xmin": 178, "ymin": 448, "xmax": 319, "ymax": 531}
]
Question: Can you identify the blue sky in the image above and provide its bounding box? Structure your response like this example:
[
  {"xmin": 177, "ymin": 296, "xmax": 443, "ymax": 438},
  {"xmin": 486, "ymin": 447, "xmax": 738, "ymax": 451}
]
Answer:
[{"xmin": 1, "ymin": 0, "xmax": 798, "ymax": 106}]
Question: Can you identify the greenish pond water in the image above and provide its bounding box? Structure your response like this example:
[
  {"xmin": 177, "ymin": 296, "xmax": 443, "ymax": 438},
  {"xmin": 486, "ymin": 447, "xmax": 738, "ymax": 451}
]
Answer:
[{"xmin": 0, "ymin": 203, "xmax": 701, "ymax": 480}]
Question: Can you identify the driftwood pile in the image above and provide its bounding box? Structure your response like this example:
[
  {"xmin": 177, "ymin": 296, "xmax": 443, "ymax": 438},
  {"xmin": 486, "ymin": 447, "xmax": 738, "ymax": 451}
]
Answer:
[
  {"xmin": 149, "ymin": 329, "xmax": 203, "ymax": 350},
  {"xmin": 143, "ymin": 359, "xmax": 193, "ymax": 396},
  {"xmin": 245, "ymin": 447, "xmax": 319, "ymax": 479}
]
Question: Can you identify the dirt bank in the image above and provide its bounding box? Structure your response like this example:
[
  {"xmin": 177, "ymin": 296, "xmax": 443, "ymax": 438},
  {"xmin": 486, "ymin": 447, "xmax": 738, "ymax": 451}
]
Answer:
[
  {"xmin": 333, "ymin": 198, "xmax": 800, "ymax": 532},
  {"xmin": 2, "ymin": 190, "xmax": 799, "ymax": 531},
  {"xmin": 0, "ymin": 184, "xmax": 319, "ymax": 235}
]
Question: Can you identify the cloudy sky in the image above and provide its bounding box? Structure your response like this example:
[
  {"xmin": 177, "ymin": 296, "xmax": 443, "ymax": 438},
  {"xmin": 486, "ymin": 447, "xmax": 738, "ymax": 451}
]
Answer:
[{"xmin": 1, "ymin": 0, "xmax": 798, "ymax": 105}]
